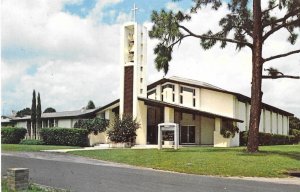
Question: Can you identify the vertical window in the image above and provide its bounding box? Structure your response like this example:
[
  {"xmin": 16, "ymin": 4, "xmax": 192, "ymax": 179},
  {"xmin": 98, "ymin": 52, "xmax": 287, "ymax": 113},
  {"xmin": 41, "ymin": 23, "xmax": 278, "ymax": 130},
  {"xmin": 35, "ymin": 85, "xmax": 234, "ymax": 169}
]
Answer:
[
  {"xmin": 180, "ymin": 95, "xmax": 183, "ymax": 104},
  {"xmin": 172, "ymin": 93, "xmax": 175, "ymax": 102},
  {"xmin": 193, "ymin": 98, "xmax": 196, "ymax": 107},
  {"xmin": 140, "ymin": 66, "xmax": 143, "ymax": 71},
  {"xmin": 140, "ymin": 89, "xmax": 143, "ymax": 94},
  {"xmin": 140, "ymin": 78, "xmax": 143, "ymax": 83},
  {"xmin": 161, "ymin": 94, "xmax": 164, "ymax": 101}
]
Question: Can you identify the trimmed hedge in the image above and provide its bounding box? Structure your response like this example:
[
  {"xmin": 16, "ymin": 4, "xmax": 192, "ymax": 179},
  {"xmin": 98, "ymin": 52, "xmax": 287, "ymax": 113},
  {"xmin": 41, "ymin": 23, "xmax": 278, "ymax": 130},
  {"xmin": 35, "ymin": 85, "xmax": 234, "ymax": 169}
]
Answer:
[
  {"xmin": 40, "ymin": 128, "xmax": 89, "ymax": 147},
  {"xmin": 20, "ymin": 139, "xmax": 45, "ymax": 145},
  {"xmin": 1, "ymin": 127, "xmax": 27, "ymax": 144},
  {"xmin": 240, "ymin": 131, "xmax": 298, "ymax": 146}
]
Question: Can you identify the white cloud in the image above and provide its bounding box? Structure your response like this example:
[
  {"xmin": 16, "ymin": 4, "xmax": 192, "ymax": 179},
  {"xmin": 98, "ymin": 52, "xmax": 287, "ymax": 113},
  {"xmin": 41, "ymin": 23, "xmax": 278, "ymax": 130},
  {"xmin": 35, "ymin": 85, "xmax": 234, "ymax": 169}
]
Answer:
[
  {"xmin": 1, "ymin": 0, "xmax": 300, "ymax": 118},
  {"xmin": 165, "ymin": 2, "xmax": 182, "ymax": 12},
  {"xmin": 1, "ymin": 0, "xmax": 121, "ymax": 113}
]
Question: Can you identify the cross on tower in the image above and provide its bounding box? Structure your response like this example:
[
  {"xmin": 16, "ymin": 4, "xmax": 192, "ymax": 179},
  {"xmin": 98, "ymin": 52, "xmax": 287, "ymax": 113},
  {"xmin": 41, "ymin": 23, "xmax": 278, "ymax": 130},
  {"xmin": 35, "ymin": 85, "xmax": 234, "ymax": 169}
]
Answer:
[{"xmin": 131, "ymin": 3, "xmax": 138, "ymax": 22}]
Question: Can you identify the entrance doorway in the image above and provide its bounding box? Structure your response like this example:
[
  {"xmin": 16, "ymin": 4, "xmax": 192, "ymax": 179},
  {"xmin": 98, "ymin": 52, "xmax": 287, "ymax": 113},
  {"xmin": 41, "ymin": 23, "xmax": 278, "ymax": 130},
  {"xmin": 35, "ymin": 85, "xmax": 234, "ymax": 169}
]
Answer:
[
  {"xmin": 147, "ymin": 106, "xmax": 164, "ymax": 144},
  {"xmin": 180, "ymin": 126, "xmax": 195, "ymax": 144}
]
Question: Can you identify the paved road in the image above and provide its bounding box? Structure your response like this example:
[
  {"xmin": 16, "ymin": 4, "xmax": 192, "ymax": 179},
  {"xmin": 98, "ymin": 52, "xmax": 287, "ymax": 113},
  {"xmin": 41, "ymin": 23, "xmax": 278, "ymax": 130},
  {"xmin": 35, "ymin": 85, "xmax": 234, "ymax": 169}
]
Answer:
[{"xmin": 1, "ymin": 152, "xmax": 299, "ymax": 192}]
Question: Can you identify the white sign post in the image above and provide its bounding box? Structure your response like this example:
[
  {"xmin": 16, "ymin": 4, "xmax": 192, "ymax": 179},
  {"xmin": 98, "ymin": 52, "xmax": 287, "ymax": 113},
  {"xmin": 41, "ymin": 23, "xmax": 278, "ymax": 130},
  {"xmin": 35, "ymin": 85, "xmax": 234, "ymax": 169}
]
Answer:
[{"xmin": 158, "ymin": 123, "xmax": 179, "ymax": 150}]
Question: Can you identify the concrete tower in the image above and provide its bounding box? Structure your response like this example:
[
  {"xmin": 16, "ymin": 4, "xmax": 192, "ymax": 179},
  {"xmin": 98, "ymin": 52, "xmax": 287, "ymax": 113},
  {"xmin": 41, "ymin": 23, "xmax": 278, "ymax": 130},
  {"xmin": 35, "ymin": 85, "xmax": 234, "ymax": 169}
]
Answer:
[{"xmin": 119, "ymin": 22, "xmax": 147, "ymax": 118}]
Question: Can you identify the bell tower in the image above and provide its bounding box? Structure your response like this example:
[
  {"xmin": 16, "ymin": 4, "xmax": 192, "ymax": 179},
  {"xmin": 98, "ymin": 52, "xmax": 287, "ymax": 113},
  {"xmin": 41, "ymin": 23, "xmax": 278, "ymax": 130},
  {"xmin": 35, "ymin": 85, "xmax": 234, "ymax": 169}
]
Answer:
[{"xmin": 119, "ymin": 22, "xmax": 147, "ymax": 118}]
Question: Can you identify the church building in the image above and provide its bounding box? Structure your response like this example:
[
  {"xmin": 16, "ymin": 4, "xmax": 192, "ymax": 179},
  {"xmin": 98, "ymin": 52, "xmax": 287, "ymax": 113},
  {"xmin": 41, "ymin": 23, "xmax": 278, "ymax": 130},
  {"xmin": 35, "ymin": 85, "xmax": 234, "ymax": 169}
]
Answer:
[{"xmin": 4, "ymin": 21, "xmax": 293, "ymax": 147}]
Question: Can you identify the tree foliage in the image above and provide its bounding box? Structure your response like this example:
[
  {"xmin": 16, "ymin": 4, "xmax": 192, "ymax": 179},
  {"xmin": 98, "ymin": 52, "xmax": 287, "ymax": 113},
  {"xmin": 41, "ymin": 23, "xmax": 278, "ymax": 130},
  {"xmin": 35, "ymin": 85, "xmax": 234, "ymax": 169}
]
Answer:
[
  {"xmin": 36, "ymin": 92, "xmax": 42, "ymax": 131},
  {"xmin": 86, "ymin": 100, "xmax": 96, "ymax": 109},
  {"xmin": 16, "ymin": 107, "xmax": 31, "ymax": 117},
  {"xmin": 290, "ymin": 116, "xmax": 300, "ymax": 130},
  {"xmin": 31, "ymin": 90, "xmax": 36, "ymax": 138},
  {"xmin": 107, "ymin": 115, "xmax": 140, "ymax": 143},
  {"xmin": 73, "ymin": 117, "xmax": 109, "ymax": 135},
  {"xmin": 44, "ymin": 107, "xmax": 56, "ymax": 113},
  {"xmin": 149, "ymin": 0, "xmax": 300, "ymax": 152}
]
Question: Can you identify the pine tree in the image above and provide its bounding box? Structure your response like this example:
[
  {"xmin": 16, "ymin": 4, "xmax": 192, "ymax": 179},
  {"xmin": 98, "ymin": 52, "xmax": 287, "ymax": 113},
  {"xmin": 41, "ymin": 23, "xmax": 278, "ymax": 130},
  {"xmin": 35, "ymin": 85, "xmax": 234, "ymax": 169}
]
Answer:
[
  {"xmin": 149, "ymin": 0, "xmax": 300, "ymax": 152},
  {"xmin": 86, "ymin": 100, "xmax": 96, "ymax": 109},
  {"xmin": 31, "ymin": 90, "xmax": 36, "ymax": 139}
]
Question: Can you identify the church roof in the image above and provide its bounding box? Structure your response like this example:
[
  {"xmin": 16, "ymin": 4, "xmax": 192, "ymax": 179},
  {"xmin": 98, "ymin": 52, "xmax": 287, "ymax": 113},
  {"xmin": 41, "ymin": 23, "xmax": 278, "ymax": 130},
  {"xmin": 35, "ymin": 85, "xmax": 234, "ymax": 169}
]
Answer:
[{"xmin": 147, "ymin": 76, "xmax": 293, "ymax": 116}]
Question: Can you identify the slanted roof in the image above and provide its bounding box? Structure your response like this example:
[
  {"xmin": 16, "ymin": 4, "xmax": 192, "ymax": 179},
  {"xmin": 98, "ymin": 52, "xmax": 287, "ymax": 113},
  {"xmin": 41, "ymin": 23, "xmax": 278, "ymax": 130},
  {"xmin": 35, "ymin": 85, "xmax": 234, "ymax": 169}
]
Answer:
[
  {"xmin": 138, "ymin": 97, "xmax": 243, "ymax": 123},
  {"xmin": 147, "ymin": 76, "xmax": 293, "ymax": 117},
  {"xmin": 10, "ymin": 99, "xmax": 120, "ymax": 121}
]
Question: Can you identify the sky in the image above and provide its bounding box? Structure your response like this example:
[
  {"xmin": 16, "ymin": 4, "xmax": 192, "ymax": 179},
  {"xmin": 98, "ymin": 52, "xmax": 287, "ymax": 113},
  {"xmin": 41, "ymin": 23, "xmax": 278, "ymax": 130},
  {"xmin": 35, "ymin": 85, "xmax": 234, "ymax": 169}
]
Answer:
[{"xmin": 1, "ymin": 0, "xmax": 300, "ymax": 117}]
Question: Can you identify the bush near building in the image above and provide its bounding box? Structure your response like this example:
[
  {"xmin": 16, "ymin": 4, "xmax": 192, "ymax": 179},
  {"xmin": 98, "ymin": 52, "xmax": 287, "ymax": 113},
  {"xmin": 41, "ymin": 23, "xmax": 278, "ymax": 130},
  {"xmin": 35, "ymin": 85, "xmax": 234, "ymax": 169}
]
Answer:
[
  {"xmin": 107, "ymin": 115, "xmax": 140, "ymax": 144},
  {"xmin": 40, "ymin": 128, "xmax": 89, "ymax": 147},
  {"xmin": 240, "ymin": 131, "xmax": 298, "ymax": 146},
  {"xmin": 1, "ymin": 127, "xmax": 27, "ymax": 144}
]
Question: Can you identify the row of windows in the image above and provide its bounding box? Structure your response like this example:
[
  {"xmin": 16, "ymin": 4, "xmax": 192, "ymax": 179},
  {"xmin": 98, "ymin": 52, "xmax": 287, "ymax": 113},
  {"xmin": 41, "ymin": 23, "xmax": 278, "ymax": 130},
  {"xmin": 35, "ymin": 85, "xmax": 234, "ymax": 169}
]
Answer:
[{"xmin": 147, "ymin": 83, "xmax": 197, "ymax": 107}]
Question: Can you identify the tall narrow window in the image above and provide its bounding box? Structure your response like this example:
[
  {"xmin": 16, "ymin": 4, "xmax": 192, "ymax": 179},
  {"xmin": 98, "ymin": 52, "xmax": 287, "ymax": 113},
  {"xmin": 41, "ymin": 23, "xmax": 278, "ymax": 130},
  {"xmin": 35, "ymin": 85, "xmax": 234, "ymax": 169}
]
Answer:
[
  {"xmin": 193, "ymin": 98, "xmax": 196, "ymax": 107},
  {"xmin": 180, "ymin": 95, "xmax": 183, "ymax": 104}
]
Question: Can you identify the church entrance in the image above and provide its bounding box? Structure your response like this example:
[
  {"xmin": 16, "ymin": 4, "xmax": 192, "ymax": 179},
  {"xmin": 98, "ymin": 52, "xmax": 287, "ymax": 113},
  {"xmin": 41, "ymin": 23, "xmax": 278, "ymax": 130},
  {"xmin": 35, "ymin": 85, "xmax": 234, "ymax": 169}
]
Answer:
[
  {"xmin": 147, "ymin": 106, "xmax": 164, "ymax": 144},
  {"xmin": 180, "ymin": 126, "xmax": 196, "ymax": 144}
]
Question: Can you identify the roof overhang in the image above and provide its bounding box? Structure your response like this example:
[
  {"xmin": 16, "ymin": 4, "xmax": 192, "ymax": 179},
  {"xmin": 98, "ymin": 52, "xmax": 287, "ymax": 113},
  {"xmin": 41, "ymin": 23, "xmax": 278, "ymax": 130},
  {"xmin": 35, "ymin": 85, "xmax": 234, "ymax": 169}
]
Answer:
[{"xmin": 138, "ymin": 97, "xmax": 243, "ymax": 123}]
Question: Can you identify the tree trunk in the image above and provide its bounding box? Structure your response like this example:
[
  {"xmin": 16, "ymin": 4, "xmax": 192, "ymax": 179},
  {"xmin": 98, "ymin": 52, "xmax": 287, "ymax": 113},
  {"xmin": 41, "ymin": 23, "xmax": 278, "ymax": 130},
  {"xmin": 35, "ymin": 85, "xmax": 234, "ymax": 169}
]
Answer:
[{"xmin": 247, "ymin": 0, "xmax": 263, "ymax": 152}]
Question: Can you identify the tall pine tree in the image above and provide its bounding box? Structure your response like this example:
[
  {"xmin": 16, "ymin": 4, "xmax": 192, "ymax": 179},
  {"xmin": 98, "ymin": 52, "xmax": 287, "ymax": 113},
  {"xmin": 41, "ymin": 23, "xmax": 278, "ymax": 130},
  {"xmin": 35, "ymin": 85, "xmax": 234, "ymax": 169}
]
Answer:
[
  {"xmin": 149, "ymin": 0, "xmax": 300, "ymax": 152},
  {"xmin": 36, "ymin": 92, "xmax": 42, "ymax": 138},
  {"xmin": 31, "ymin": 90, "xmax": 36, "ymax": 139}
]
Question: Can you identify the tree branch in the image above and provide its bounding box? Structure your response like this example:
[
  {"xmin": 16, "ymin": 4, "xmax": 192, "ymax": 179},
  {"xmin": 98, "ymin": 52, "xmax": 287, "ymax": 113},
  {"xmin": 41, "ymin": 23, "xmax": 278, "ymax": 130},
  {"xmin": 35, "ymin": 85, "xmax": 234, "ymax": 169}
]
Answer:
[
  {"xmin": 168, "ymin": 34, "xmax": 192, "ymax": 48},
  {"xmin": 178, "ymin": 25, "xmax": 253, "ymax": 49},
  {"xmin": 263, "ymin": 49, "xmax": 300, "ymax": 62},
  {"xmin": 262, "ymin": 75, "xmax": 300, "ymax": 79},
  {"xmin": 262, "ymin": 4, "xmax": 279, "ymax": 15},
  {"xmin": 263, "ymin": 19, "xmax": 300, "ymax": 41},
  {"xmin": 263, "ymin": 8, "xmax": 300, "ymax": 28}
]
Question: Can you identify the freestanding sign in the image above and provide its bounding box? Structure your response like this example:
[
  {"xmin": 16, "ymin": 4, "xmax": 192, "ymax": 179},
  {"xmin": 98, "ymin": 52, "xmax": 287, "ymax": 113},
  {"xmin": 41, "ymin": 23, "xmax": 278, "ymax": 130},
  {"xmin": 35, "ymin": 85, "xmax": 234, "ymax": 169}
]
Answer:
[{"xmin": 158, "ymin": 123, "xmax": 179, "ymax": 150}]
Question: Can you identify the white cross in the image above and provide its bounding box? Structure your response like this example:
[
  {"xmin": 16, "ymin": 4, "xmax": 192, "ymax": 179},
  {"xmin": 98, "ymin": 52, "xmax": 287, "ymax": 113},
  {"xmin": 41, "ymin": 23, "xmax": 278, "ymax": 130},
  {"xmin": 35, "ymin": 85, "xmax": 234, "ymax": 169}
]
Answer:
[{"xmin": 131, "ymin": 3, "xmax": 138, "ymax": 22}]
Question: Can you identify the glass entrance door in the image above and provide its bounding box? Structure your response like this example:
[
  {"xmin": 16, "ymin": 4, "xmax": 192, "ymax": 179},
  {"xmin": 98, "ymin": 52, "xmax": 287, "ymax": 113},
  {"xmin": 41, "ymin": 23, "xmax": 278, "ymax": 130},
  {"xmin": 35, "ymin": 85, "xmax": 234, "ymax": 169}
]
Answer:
[{"xmin": 180, "ymin": 126, "xmax": 195, "ymax": 144}]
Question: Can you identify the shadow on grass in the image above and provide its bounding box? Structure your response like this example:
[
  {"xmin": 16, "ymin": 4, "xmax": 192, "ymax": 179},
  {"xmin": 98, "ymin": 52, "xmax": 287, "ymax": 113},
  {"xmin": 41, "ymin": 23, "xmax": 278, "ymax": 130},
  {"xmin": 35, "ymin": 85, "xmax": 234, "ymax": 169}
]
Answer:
[
  {"xmin": 237, "ymin": 149, "xmax": 300, "ymax": 161},
  {"xmin": 162, "ymin": 148, "xmax": 242, "ymax": 153}
]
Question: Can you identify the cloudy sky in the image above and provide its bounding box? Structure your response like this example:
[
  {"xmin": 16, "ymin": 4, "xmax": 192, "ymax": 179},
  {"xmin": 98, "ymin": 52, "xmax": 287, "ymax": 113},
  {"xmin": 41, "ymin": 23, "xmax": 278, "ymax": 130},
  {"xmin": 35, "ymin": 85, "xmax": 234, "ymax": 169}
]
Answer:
[{"xmin": 1, "ymin": 0, "xmax": 300, "ymax": 117}]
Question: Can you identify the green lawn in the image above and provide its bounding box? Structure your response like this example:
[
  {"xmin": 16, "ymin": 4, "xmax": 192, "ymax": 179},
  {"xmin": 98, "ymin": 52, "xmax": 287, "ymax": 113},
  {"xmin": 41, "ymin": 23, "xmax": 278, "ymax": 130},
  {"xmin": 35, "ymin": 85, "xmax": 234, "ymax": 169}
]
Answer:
[
  {"xmin": 69, "ymin": 145, "xmax": 300, "ymax": 178},
  {"xmin": 1, "ymin": 144, "xmax": 79, "ymax": 152}
]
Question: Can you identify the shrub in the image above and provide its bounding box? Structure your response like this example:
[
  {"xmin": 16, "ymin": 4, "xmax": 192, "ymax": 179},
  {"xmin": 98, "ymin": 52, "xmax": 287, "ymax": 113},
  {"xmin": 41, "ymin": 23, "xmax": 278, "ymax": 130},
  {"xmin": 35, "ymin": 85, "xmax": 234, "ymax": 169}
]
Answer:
[
  {"xmin": 20, "ymin": 139, "xmax": 45, "ymax": 145},
  {"xmin": 290, "ymin": 129, "xmax": 300, "ymax": 143},
  {"xmin": 40, "ymin": 128, "xmax": 89, "ymax": 147},
  {"xmin": 1, "ymin": 127, "xmax": 27, "ymax": 144},
  {"xmin": 239, "ymin": 131, "xmax": 297, "ymax": 146},
  {"xmin": 107, "ymin": 115, "xmax": 140, "ymax": 143},
  {"xmin": 74, "ymin": 118, "xmax": 109, "ymax": 134}
]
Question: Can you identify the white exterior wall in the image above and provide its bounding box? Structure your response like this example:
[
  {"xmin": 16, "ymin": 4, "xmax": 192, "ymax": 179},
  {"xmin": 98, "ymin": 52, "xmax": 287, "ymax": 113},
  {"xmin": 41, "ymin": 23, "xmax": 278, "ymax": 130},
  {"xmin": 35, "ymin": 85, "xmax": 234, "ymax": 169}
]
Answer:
[
  {"xmin": 182, "ymin": 90, "xmax": 194, "ymax": 108},
  {"xmin": 162, "ymin": 87, "xmax": 173, "ymax": 103},
  {"xmin": 200, "ymin": 89, "xmax": 234, "ymax": 117},
  {"xmin": 278, "ymin": 115, "xmax": 283, "ymax": 135},
  {"xmin": 259, "ymin": 109, "xmax": 264, "ymax": 132},
  {"xmin": 237, "ymin": 102, "xmax": 246, "ymax": 131},
  {"xmin": 200, "ymin": 116, "xmax": 214, "ymax": 145},
  {"xmin": 58, "ymin": 119, "xmax": 72, "ymax": 128},
  {"xmin": 265, "ymin": 110, "xmax": 271, "ymax": 133},
  {"xmin": 16, "ymin": 121, "xmax": 27, "ymax": 128},
  {"xmin": 271, "ymin": 112, "xmax": 277, "ymax": 134},
  {"xmin": 135, "ymin": 100, "xmax": 147, "ymax": 145},
  {"xmin": 283, "ymin": 116, "xmax": 288, "ymax": 135}
]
